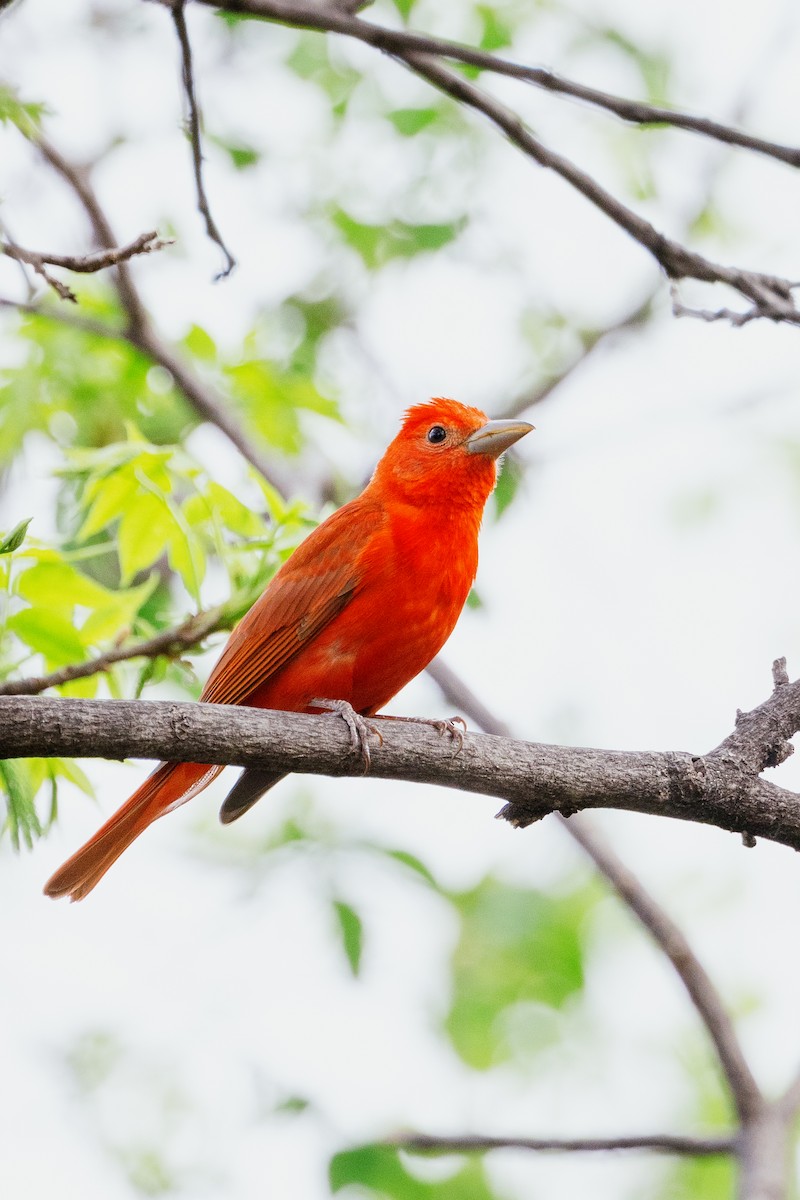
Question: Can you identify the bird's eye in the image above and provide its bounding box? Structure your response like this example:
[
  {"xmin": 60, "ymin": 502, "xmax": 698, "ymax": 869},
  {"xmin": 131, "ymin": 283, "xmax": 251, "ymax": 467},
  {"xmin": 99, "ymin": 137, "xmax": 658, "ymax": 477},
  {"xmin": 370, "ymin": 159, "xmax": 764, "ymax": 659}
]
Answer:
[{"xmin": 427, "ymin": 425, "xmax": 447, "ymax": 445}]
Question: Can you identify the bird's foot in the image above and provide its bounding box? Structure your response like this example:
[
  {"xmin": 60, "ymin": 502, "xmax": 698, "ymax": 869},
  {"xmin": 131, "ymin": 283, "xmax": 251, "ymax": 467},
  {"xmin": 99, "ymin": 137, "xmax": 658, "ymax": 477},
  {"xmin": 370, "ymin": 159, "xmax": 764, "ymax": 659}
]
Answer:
[
  {"xmin": 376, "ymin": 713, "xmax": 467, "ymax": 754},
  {"xmin": 309, "ymin": 698, "xmax": 382, "ymax": 773}
]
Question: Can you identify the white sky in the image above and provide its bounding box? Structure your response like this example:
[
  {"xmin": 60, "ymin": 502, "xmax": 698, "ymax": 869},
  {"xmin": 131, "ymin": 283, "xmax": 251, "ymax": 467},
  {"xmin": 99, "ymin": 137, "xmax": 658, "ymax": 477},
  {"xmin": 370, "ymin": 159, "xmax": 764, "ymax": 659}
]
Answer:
[{"xmin": 2, "ymin": 1, "xmax": 800, "ymax": 1197}]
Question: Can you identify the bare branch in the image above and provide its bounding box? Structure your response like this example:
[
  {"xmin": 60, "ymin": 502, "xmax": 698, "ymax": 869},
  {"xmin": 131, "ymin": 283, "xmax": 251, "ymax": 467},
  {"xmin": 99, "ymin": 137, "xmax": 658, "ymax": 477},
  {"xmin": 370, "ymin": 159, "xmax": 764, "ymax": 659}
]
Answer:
[
  {"xmin": 2, "ymin": 230, "xmax": 172, "ymax": 275},
  {"xmin": 400, "ymin": 53, "xmax": 800, "ymax": 327},
  {"xmin": 0, "ymin": 606, "xmax": 229, "ymax": 697},
  {"xmin": 192, "ymin": 0, "xmax": 800, "ymax": 171},
  {"xmin": 0, "ymin": 295, "xmax": 129, "ymax": 339},
  {"xmin": 2, "ymin": 231, "xmax": 173, "ymax": 303},
  {"xmin": 193, "ymin": 0, "xmax": 800, "ymax": 326},
  {"xmin": 499, "ymin": 292, "xmax": 655, "ymax": 420},
  {"xmin": 387, "ymin": 1131, "xmax": 735, "ymax": 1157},
  {"xmin": 169, "ymin": 0, "xmax": 236, "ymax": 278}
]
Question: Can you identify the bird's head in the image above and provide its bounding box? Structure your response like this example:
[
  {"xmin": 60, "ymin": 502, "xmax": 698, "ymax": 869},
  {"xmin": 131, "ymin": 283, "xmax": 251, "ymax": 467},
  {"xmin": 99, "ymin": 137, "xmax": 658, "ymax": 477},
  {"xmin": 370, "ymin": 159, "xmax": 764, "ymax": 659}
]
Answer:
[{"xmin": 372, "ymin": 398, "xmax": 533, "ymax": 509}]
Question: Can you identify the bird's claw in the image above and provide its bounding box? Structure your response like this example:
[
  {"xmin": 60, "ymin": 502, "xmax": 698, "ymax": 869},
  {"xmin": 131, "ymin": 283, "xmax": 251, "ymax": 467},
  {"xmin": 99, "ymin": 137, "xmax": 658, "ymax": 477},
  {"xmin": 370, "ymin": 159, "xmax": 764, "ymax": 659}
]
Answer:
[
  {"xmin": 374, "ymin": 712, "xmax": 467, "ymax": 754},
  {"xmin": 429, "ymin": 715, "xmax": 467, "ymax": 754},
  {"xmin": 310, "ymin": 698, "xmax": 381, "ymax": 773}
]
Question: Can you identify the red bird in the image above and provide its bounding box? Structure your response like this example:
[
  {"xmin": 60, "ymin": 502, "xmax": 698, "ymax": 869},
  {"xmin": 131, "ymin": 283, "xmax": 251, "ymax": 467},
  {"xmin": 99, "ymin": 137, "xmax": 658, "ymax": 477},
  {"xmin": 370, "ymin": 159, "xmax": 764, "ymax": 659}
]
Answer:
[{"xmin": 44, "ymin": 399, "xmax": 532, "ymax": 900}]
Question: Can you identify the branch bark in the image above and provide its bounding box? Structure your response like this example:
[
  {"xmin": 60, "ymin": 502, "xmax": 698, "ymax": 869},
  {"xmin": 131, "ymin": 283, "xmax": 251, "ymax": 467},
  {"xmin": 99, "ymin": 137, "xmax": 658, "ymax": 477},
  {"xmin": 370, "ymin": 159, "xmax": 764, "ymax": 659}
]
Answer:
[
  {"xmin": 388, "ymin": 1131, "xmax": 735, "ymax": 1157},
  {"xmin": 0, "ymin": 606, "xmax": 228, "ymax": 697},
  {"xmin": 3, "ymin": 662, "xmax": 800, "ymax": 852}
]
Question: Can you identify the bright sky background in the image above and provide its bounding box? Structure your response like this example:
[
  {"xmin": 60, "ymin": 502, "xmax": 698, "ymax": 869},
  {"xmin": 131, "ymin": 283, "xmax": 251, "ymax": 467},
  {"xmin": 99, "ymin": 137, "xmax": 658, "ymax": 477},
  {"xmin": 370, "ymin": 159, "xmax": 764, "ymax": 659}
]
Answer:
[{"xmin": 2, "ymin": 1, "xmax": 800, "ymax": 1197}]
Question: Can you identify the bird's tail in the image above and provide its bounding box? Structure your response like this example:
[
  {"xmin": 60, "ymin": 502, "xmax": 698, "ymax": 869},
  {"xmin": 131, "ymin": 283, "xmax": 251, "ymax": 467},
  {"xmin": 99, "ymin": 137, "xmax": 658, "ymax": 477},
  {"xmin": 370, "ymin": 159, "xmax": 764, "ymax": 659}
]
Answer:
[
  {"xmin": 43, "ymin": 760, "xmax": 223, "ymax": 902},
  {"xmin": 218, "ymin": 768, "xmax": 286, "ymax": 825}
]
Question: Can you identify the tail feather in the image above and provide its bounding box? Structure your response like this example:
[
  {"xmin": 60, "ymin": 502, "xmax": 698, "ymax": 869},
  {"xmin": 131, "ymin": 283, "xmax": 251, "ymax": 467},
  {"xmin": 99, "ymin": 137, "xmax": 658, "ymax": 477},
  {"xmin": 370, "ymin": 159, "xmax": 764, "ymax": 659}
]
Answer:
[
  {"xmin": 218, "ymin": 768, "xmax": 286, "ymax": 825},
  {"xmin": 44, "ymin": 760, "xmax": 223, "ymax": 902}
]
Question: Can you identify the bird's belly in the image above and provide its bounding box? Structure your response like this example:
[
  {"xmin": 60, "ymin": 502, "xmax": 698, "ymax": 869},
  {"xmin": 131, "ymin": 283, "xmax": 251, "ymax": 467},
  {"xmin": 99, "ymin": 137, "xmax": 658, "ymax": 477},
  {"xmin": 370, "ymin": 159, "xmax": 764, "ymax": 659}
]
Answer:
[{"xmin": 246, "ymin": 587, "xmax": 465, "ymax": 717}]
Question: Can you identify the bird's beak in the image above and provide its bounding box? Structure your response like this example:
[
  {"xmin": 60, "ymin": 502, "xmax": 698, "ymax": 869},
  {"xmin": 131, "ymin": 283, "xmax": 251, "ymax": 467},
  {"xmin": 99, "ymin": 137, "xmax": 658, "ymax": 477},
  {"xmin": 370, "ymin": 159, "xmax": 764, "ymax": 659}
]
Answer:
[{"xmin": 466, "ymin": 418, "xmax": 534, "ymax": 459}]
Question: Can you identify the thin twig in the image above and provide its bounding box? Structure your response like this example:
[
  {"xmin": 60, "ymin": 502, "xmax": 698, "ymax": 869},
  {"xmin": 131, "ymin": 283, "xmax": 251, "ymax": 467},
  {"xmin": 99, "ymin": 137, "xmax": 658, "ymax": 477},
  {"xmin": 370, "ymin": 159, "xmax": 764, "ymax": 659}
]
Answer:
[
  {"xmin": 0, "ymin": 606, "xmax": 228, "ymax": 697},
  {"xmin": 34, "ymin": 135, "xmax": 150, "ymax": 334},
  {"xmin": 0, "ymin": 295, "xmax": 129, "ymax": 339},
  {"xmin": 170, "ymin": 0, "xmax": 236, "ymax": 278},
  {"xmin": 387, "ymin": 1131, "xmax": 735, "ymax": 1157},
  {"xmin": 0, "ymin": 215, "xmax": 38, "ymax": 299},
  {"xmin": 499, "ymin": 292, "xmax": 655, "ymax": 420},
  {"xmin": 2, "ymin": 230, "xmax": 172, "ymax": 275}
]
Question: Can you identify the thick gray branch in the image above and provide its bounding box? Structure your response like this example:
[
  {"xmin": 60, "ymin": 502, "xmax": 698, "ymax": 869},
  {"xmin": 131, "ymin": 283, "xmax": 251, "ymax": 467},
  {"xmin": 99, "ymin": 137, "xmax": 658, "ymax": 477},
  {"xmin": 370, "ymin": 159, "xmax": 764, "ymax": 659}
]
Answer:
[{"xmin": 3, "ymin": 665, "xmax": 800, "ymax": 851}]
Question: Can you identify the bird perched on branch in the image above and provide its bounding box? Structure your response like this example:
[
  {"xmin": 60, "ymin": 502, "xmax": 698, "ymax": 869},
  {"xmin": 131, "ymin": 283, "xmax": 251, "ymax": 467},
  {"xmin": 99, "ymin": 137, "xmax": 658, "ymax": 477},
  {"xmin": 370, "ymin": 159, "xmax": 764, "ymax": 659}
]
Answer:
[{"xmin": 44, "ymin": 398, "xmax": 532, "ymax": 900}]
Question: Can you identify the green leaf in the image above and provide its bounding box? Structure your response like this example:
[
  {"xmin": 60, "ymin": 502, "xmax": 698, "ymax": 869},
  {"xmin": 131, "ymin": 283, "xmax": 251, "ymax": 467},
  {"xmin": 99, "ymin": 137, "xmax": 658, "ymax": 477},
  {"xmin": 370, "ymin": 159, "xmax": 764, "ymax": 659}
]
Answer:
[
  {"xmin": 167, "ymin": 527, "xmax": 205, "ymax": 603},
  {"xmin": 330, "ymin": 1144, "xmax": 494, "ymax": 1199},
  {"xmin": 7, "ymin": 608, "xmax": 86, "ymax": 665},
  {"xmin": 0, "ymin": 517, "xmax": 32, "ymax": 554},
  {"xmin": 384, "ymin": 848, "xmax": 438, "ymax": 887},
  {"xmin": 275, "ymin": 1095, "xmax": 311, "ymax": 1115},
  {"xmin": 387, "ymin": 107, "xmax": 439, "ymax": 137},
  {"xmin": 50, "ymin": 757, "xmax": 95, "ymax": 798},
  {"xmin": 78, "ymin": 470, "xmax": 139, "ymax": 540},
  {"xmin": 492, "ymin": 454, "xmax": 523, "ymax": 519},
  {"xmin": 332, "ymin": 209, "xmax": 467, "ymax": 270},
  {"xmin": 333, "ymin": 900, "xmax": 364, "ymax": 976},
  {"xmin": 0, "ymin": 85, "xmax": 48, "ymax": 137},
  {"xmin": 443, "ymin": 877, "xmax": 593, "ymax": 1069},
  {"xmin": 0, "ymin": 759, "xmax": 42, "ymax": 850},
  {"xmin": 117, "ymin": 493, "xmax": 175, "ymax": 583},
  {"xmin": 16, "ymin": 560, "xmax": 112, "ymax": 612},
  {"xmin": 477, "ymin": 5, "xmax": 513, "ymax": 51},
  {"xmin": 182, "ymin": 323, "xmax": 217, "ymax": 362},
  {"xmin": 391, "ymin": 0, "xmax": 417, "ymax": 19},
  {"xmin": 207, "ymin": 134, "xmax": 260, "ymax": 171}
]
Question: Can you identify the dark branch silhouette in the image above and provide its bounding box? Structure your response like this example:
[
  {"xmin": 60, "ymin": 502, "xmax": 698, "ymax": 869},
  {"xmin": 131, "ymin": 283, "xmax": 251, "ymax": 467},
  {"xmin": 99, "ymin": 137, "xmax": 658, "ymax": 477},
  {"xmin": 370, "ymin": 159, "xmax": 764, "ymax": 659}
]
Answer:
[{"xmin": 169, "ymin": 0, "xmax": 236, "ymax": 278}]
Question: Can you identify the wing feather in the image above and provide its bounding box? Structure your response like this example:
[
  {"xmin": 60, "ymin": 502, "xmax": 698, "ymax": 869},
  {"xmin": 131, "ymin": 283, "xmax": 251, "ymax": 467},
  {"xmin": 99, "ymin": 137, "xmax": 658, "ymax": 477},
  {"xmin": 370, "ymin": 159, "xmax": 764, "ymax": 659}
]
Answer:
[{"xmin": 201, "ymin": 500, "xmax": 380, "ymax": 708}]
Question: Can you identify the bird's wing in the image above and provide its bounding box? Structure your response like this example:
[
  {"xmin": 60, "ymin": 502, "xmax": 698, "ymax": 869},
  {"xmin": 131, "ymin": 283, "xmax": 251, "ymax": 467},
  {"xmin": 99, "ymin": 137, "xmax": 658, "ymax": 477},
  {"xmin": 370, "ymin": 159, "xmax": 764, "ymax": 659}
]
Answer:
[{"xmin": 201, "ymin": 500, "xmax": 379, "ymax": 707}]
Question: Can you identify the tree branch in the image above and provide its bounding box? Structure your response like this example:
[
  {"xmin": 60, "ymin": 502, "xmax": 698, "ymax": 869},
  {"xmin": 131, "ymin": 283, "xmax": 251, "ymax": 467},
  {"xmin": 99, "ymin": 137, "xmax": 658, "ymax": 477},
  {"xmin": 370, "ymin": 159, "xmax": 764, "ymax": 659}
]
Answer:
[
  {"xmin": 190, "ymin": 0, "xmax": 800, "ymax": 171},
  {"xmin": 400, "ymin": 53, "xmax": 800, "ymax": 327},
  {"xmin": 0, "ymin": 606, "xmax": 229, "ymax": 697},
  {"xmin": 387, "ymin": 1131, "xmax": 735, "ymax": 1157},
  {"xmin": 4, "ymin": 663, "xmax": 800, "ymax": 851},
  {"xmin": 169, "ymin": 0, "xmax": 236, "ymax": 278},
  {"xmin": 192, "ymin": 0, "xmax": 800, "ymax": 326},
  {"xmin": 1, "ymin": 231, "xmax": 173, "ymax": 303}
]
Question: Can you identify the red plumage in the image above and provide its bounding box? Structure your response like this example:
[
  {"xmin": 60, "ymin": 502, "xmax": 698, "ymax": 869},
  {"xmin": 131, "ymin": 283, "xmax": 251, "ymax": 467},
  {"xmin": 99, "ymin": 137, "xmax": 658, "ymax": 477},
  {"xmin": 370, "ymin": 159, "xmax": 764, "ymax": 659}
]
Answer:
[{"xmin": 44, "ymin": 399, "xmax": 532, "ymax": 900}]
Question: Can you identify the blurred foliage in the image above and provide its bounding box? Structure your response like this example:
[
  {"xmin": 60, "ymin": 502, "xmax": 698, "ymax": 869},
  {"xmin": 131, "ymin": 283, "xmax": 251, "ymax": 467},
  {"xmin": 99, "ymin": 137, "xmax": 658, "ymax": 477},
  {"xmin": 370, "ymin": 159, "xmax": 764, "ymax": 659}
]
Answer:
[
  {"xmin": 330, "ymin": 1144, "xmax": 497, "ymax": 1199},
  {"xmin": 443, "ymin": 876, "xmax": 593, "ymax": 1069}
]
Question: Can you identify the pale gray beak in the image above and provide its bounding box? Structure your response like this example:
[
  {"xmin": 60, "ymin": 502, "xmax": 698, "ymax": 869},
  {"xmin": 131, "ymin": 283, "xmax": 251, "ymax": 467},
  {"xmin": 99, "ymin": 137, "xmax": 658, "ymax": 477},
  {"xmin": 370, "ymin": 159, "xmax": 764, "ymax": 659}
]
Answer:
[{"xmin": 466, "ymin": 418, "xmax": 534, "ymax": 459}]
